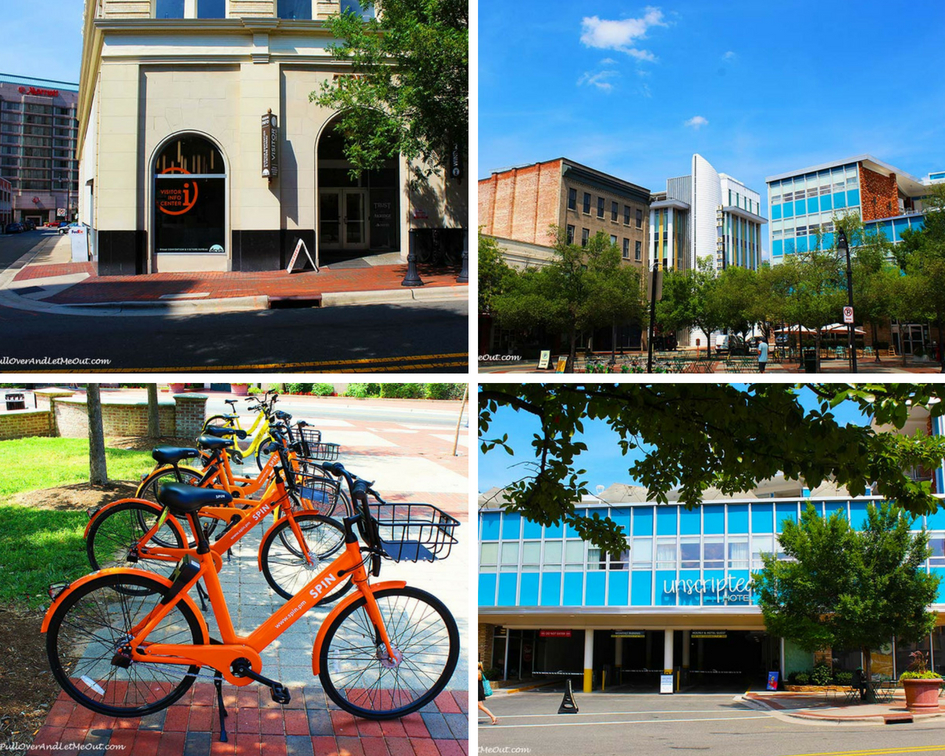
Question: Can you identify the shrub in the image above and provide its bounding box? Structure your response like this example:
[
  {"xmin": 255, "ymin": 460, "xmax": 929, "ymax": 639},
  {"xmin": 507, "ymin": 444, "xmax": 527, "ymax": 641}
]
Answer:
[
  {"xmin": 380, "ymin": 383, "xmax": 424, "ymax": 399},
  {"xmin": 425, "ymin": 383, "xmax": 466, "ymax": 400},
  {"xmin": 311, "ymin": 384, "xmax": 335, "ymax": 396},
  {"xmin": 286, "ymin": 383, "xmax": 313, "ymax": 394},
  {"xmin": 247, "ymin": 386, "xmax": 264, "ymax": 395},
  {"xmin": 483, "ymin": 667, "xmax": 501, "ymax": 681},
  {"xmin": 835, "ymin": 671, "xmax": 853, "ymax": 685},
  {"xmin": 344, "ymin": 383, "xmax": 381, "ymax": 398},
  {"xmin": 795, "ymin": 673, "xmax": 810, "ymax": 685},
  {"xmin": 811, "ymin": 663, "xmax": 832, "ymax": 687}
]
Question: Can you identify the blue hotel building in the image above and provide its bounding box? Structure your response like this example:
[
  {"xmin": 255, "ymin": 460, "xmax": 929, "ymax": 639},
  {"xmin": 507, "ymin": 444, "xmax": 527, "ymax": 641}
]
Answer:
[{"xmin": 478, "ymin": 413, "xmax": 945, "ymax": 692}]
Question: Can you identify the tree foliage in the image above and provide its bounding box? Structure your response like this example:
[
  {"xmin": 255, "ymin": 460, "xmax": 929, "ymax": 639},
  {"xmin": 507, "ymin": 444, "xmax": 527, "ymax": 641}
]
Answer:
[
  {"xmin": 753, "ymin": 502, "xmax": 939, "ymax": 694},
  {"xmin": 311, "ymin": 0, "xmax": 467, "ymax": 181},
  {"xmin": 478, "ymin": 234, "xmax": 515, "ymax": 315},
  {"xmin": 479, "ymin": 383, "xmax": 945, "ymax": 555}
]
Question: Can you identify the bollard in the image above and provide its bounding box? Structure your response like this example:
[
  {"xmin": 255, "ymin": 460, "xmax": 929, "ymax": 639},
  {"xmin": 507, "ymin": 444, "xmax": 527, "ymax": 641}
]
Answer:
[
  {"xmin": 401, "ymin": 229, "xmax": 424, "ymax": 287},
  {"xmin": 457, "ymin": 230, "xmax": 468, "ymax": 283}
]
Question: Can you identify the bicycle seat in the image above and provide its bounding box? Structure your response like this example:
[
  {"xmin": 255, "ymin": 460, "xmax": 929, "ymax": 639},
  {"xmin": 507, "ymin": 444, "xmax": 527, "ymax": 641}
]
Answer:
[
  {"xmin": 217, "ymin": 414, "xmax": 239, "ymax": 421},
  {"xmin": 158, "ymin": 482, "xmax": 233, "ymax": 514},
  {"xmin": 204, "ymin": 425, "xmax": 248, "ymax": 440},
  {"xmin": 197, "ymin": 435, "xmax": 235, "ymax": 450},
  {"xmin": 152, "ymin": 447, "xmax": 202, "ymax": 465}
]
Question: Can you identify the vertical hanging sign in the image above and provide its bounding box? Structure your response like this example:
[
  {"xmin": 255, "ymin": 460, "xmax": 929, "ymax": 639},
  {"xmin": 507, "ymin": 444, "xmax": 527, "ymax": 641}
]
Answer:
[{"xmin": 262, "ymin": 110, "xmax": 279, "ymax": 180}]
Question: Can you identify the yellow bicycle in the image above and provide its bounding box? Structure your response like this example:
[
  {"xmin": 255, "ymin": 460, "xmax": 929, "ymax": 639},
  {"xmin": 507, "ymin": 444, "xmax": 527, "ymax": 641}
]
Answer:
[{"xmin": 202, "ymin": 390, "xmax": 281, "ymax": 470}]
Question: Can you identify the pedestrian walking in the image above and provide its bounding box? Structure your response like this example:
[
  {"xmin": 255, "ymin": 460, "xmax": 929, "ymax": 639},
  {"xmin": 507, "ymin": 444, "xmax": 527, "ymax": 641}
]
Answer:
[
  {"xmin": 478, "ymin": 662, "xmax": 498, "ymax": 725},
  {"xmin": 758, "ymin": 338, "xmax": 769, "ymax": 373}
]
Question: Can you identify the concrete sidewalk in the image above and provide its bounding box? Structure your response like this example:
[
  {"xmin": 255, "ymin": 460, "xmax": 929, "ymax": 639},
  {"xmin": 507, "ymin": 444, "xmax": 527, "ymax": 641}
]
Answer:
[
  {"xmin": 1, "ymin": 235, "xmax": 467, "ymax": 316},
  {"xmin": 741, "ymin": 690, "xmax": 944, "ymax": 724},
  {"xmin": 480, "ymin": 358, "xmax": 944, "ymax": 375}
]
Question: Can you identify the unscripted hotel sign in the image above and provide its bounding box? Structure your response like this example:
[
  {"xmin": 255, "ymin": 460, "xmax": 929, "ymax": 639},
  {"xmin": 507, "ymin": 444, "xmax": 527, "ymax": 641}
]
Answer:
[{"xmin": 663, "ymin": 576, "xmax": 754, "ymax": 603}]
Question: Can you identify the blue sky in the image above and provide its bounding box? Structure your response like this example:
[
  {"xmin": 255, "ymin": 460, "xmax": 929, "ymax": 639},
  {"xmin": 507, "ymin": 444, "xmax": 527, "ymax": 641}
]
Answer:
[
  {"xmin": 479, "ymin": 0, "xmax": 945, "ymax": 254},
  {"xmin": 0, "ymin": 2, "xmax": 85, "ymax": 85},
  {"xmin": 478, "ymin": 386, "xmax": 870, "ymax": 493}
]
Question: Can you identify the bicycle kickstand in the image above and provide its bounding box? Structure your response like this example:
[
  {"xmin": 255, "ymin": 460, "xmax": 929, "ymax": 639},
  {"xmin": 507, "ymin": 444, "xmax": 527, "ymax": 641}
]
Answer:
[
  {"xmin": 195, "ymin": 581, "xmax": 210, "ymax": 612},
  {"xmin": 213, "ymin": 670, "xmax": 229, "ymax": 743}
]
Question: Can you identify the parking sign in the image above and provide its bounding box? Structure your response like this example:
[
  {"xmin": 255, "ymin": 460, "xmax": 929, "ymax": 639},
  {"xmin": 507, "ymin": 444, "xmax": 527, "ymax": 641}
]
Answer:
[{"xmin": 843, "ymin": 306, "xmax": 854, "ymax": 324}]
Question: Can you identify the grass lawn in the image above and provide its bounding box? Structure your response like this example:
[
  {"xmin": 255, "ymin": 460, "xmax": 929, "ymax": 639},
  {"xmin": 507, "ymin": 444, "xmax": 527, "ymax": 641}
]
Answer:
[{"xmin": 0, "ymin": 437, "xmax": 153, "ymax": 608}]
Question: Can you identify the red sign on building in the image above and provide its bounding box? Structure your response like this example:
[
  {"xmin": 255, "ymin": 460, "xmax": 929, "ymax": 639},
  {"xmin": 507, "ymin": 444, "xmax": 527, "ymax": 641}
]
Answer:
[
  {"xmin": 18, "ymin": 86, "xmax": 59, "ymax": 97},
  {"xmin": 539, "ymin": 630, "xmax": 572, "ymax": 638}
]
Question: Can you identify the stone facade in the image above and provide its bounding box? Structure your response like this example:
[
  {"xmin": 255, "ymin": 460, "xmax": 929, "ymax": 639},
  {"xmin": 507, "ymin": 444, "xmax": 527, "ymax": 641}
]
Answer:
[{"xmin": 859, "ymin": 164, "xmax": 899, "ymax": 222}]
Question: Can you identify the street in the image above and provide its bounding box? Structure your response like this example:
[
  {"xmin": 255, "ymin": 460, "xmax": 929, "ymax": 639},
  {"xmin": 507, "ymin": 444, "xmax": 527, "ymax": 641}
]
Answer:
[
  {"xmin": 477, "ymin": 689, "xmax": 945, "ymax": 756},
  {"xmin": 0, "ymin": 232, "xmax": 468, "ymax": 372}
]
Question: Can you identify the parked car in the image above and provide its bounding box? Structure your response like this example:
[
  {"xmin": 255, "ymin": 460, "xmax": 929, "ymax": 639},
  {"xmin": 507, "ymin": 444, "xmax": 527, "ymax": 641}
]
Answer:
[
  {"xmin": 4, "ymin": 222, "xmax": 23, "ymax": 234},
  {"xmin": 58, "ymin": 222, "xmax": 80, "ymax": 235},
  {"xmin": 716, "ymin": 334, "xmax": 750, "ymax": 355}
]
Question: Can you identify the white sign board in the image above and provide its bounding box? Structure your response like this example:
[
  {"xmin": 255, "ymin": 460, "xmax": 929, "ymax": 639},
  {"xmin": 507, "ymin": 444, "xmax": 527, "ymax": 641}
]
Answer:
[
  {"xmin": 69, "ymin": 226, "xmax": 89, "ymax": 262},
  {"xmin": 843, "ymin": 306, "xmax": 854, "ymax": 324},
  {"xmin": 538, "ymin": 350, "xmax": 551, "ymax": 370},
  {"xmin": 286, "ymin": 238, "xmax": 318, "ymax": 274},
  {"xmin": 660, "ymin": 674, "xmax": 674, "ymax": 694}
]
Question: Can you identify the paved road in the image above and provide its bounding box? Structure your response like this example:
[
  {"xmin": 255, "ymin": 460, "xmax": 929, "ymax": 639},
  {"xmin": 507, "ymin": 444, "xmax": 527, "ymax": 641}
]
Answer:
[
  {"xmin": 0, "ymin": 233, "xmax": 467, "ymax": 372},
  {"xmin": 477, "ymin": 690, "xmax": 945, "ymax": 756}
]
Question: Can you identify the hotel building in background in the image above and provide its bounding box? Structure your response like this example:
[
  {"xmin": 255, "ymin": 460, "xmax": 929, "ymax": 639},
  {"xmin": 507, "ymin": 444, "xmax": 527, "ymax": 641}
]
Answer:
[
  {"xmin": 478, "ymin": 408, "xmax": 945, "ymax": 692},
  {"xmin": 649, "ymin": 154, "xmax": 766, "ymax": 274},
  {"xmin": 77, "ymin": 0, "xmax": 465, "ymax": 275},
  {"xmin": 0, "ymin": 75, "xmax": 79, "ymax": 226}
]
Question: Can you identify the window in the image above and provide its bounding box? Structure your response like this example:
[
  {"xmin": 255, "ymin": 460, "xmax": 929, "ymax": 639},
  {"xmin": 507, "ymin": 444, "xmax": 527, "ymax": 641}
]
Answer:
[
  {"xmin": 703, "ymin": 537, "xmax": 724, "ymax": 569},
  {"xmin": 340, "ymin": 0, "xmax": 375, "ymax": 18},
  {"xmin": 635, "ymin": 241, "xmax": 641, "ymax": 260},
  {"xmin": 656, "ymin": 538, "xmax": 677, "ymax": 569},
  {"xmin": 278, "ymin": 0, "xmax": 311, "ymax": 19},
  {"xmin": 500, "ymin": 542, "xmax": 519, "ymax": 566},
  {"xmin": 568, "ymin": 188, "xmax": 576, "ymax": 211},
  {"xmin": 631, "ymin": 538, "xmax": 652, "ymax": 569},
  {"xmin": 587, "ymin": 548, "xmax": 603, "ymax": 571},
  {"xmin": 564, "ymin": 541, "xmax": 584, "ymax": 571},
  {"xmin": 635, "ymin": 208, "xmax": 643, "ymax": 228},
  {"xmin": 680, "ymin": 538, "xmax": 700, "ymax": 569},
  {"xmin": 930, "ymin": 535, "xmax": 945, "ymax": 567},
  {"xmin": 611, "ymin": 201, "xmax": 618, "ymax": 221},
  {"xmin": 610, "ymin": 234, "xmax": 617, "ymax": 246},
  {"xmin": 197, "ymin": 0, "xmax": 226, "ymax": 17},
  {"xmin": 727, "ymin": 537, "xmax": 749, "ymax": 569},
  {"xmin": 155, "ymin": 0, "xmax": 184, "ymax": 17},
  {"xmin": 543, "ymin": 541, "xmax": 562, "ymax": 566},
  {"xmin": 522, "ymin": 542, "xmax": 541, "ymax": 567},
  {"xmin": 624, "ymin": 205, "xmax": 631, "ymax": 225},
  {"xmin": 597, "ymin": 197, "xmax": 605, "ymax": 218},
  {"xmin": 480, "ymin": 543, "xmax": 498, "ymax": 568},
  {"xmin": 622, "ymin": 239, "xmax": 629, "ymax": 259},
  {"xmin": 581, "ymin": 228, "xmax": 589, "ymax": 247},
  {"xmin": 583, "ymin": 192, "xmax": 591, "ymax": 214},
  {"xmin": 566, "ymin": 224, "xmax": 575, "ymax": 244}
]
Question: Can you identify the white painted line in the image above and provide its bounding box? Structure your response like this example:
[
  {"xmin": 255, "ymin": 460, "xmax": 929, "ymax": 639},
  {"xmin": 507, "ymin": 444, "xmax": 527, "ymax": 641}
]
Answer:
[
  {"xmin": 368, "ymin": 428, "xmax": 418, "ymax": 434},
  {"xmin": 486, "ymin": 709, "xmax": 756, "ymax": 719},
  {"xmin": 481, "ymin": 713, "xmax": 769, "ymax": 729}
]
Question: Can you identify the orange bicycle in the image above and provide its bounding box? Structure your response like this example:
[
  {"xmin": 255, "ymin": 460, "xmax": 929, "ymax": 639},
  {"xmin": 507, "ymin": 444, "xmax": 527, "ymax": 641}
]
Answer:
[{"xmin": 42, "ymin": 454, "xmax": 460, "ymax": 741}]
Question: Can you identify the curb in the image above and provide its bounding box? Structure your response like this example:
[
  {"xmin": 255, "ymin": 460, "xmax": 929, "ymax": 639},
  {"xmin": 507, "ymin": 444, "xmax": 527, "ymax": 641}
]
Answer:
[
  {"xmin": 321, "ymin": 287, "xmax": 467, "ymax": 307},
  {"xmin": 737, "ymin": 695, "xmax": 945, "ymax": 724}
]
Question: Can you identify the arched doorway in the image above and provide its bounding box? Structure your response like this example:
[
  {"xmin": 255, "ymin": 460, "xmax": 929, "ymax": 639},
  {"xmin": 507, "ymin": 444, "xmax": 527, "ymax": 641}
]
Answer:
[
  {"xmin": 316, "ymin": 119, "xmax": 400, "ymax": 262},
  {"xmin": 152, "ymin": 133, "xmax": 227, "ymax": 265}
]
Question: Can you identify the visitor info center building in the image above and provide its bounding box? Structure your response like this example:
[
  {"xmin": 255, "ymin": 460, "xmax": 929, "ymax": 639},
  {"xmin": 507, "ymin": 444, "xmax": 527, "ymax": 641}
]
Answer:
[{"xmin": 478, "ymin": 488, "xmax": 945, "ymax": 692}]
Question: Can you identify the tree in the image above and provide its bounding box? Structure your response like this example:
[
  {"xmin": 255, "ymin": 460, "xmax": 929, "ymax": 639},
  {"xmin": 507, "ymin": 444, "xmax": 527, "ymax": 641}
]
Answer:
[
  {"xmin": 654, "ymin": 257, "xmax": 721, "ymax": 357},
  {"xmin": 147, "ymin": 384, "xmax": 160, "ymax": 439},
  {"xmin": 709, "ymin": 265, "xmax": 758, "ymax": 338},
  {"xmin": 479, "ymin": 383, "xmax": 945, "ymax": 554},
  {"xmin": 311, "ymin": 0, "xmax": 467, "ymax": 182},
  {"xmin": 87, "ymin": 384, "xmax": 107, "ymax": 486},
  {"xmin": 780, "ymin": 249, "xmax": 845, "ymax": 370},
  {"xmin": 754, "ymin": 502, "xmax": 939, "ymax": 699},
  {"xmin": 478, "ymin": 234, "xmax": 516, "ymax": 316}
]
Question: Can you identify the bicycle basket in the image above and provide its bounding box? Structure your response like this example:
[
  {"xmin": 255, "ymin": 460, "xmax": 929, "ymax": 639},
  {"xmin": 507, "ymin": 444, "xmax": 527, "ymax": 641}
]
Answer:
[
  {"xmin": 297, "ymin": 427, "xmax": 321, "ymax": 450},
  {"xmin": 368, "ymin": 502, "xmax": 459, "ymax": 562},
  {"xmin": 301, "ymin": 437, "xmax": 340, "ymax": 462},
  {"xmin": 296, "ymin": 472, "xmax": 344, "ymax": 514}
]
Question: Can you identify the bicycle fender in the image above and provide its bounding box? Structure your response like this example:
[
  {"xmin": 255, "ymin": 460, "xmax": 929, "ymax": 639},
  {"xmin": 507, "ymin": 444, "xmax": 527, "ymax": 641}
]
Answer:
[
  {"xmin": 83, "ymin": 498, "xmax": 177, "ymax": 540},
  {"xmin": 134, "ymin": 465, "xmax": 205, "ymax": 498},
  {"xmin": 310, "ymin": 580, "xmax": 407, "ymax": 675},
  {"xmin": 40, "ymin": 568, "xmax": 210, "ymax": 643}
]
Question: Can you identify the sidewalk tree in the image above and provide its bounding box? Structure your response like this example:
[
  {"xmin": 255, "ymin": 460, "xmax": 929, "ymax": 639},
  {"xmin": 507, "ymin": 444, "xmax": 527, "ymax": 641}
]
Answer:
[
  {"xmin": 655, "ymin": 257, "xmax": 720, "ymax": 357},
  {"xmin": 311, "ymin": 0, "xmax": 467, "ymax": 182},
  {"xmin": 147, "ymin": 384, "xmax": 159, "ymax": 439},
  {"xmin": 87, "ymin": 384, "xmax": 107, "ymax": 485},
  {"xmin": 478, "ymin": 234, "xmax": 516, "ymax": 316},
  {"xmin": 710, "ymin": 265, "xmax": 758, "ymax": 339},
  {"xmin": 753, "ymin": 502, "xmax": 939, "ymax": 699},
  {"xmin": 479, "ymin": 383, "xmax": 945, "ymax": 554},
  {"xmin": 781, "ymin": 249, "xmax": 845, "ymax": 370}
]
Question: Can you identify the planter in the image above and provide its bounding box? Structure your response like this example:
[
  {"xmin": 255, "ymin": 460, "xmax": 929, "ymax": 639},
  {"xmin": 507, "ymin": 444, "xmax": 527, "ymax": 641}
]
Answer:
[
  {"xmin": 169, "ymin": 383, "xmax": 187, "ymax": 393},
  {"xmin": 230, "ymin": 384, "xmax": 250, "ymax": 397},
  {"xmin": 902, "ymin": 678, "xmax": 942, "ymax": 712}
]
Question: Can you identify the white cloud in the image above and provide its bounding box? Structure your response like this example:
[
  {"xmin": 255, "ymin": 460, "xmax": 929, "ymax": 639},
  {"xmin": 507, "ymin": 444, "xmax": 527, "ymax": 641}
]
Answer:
[
  {"xmin": 684, "ymin": 115, "xmax": 709, "ymax": 129},
  {"xmin": 578, "ymin": 69, "xmax": 619, "ymax": 92},
  {"xmin": 580, "ymin": 7, "xmax": 668, "ymax": 60},
  {"xmin": 722, "ymin": 50, "xmax": 736, "ymax": 60}
]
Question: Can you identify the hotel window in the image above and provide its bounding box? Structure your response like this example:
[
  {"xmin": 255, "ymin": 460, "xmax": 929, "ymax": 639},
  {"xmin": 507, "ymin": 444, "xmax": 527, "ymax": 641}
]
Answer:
[
  {"xmin": 631, "ymin": 538, "xmax": 652, "ymax": 569},
  {"xmin": 568, "ymin": 188, "xmax": 576, "ymax": 210},
  {"xmin": 609, "ymin": 549, "xmax": 629, "ymax": 570},
  {"xmin": 635, "ymin": 240, "xmax": 641, "ymax": 260},
  {"xmin": 197, "ymin": 0, "xmax": 225, "ymax": 17},
  {"xmin": 635, "ymin": 208, "xmax": 643, "ymax": 228},
  {"xmin": 622, "ymin": 238, "xmax": 629, "ymax": 259},
  {"xmin": 583, "ymin": 192, "xmax": 591, "ymax": 213},
  {"xmin": 703, "ymin": 537, "xmax": 724, "ymax": 569},
  {"xmin": 597, "ymin": 197, "xmax": 605, "ymax": 218},
  {"xmin": 624, "ymin": 205, "xmax": 631, "ymax": 225},
  {"xmin": 611, "ymin": 201, "xmax": 618, "ymax": 221},
  {"xmin": 522, "ymin": 542, "xmax": 541, "ymax": 568},
  {"xmin": 581, "ymin": 228, "xmax": 589, "ymax": 247},
  {"xmin": 499, "ymin": 542, "xmax": 519, "ymax": 571},
  {"xmin": 566, "ymin": 224, "xmax": 575, "ymax": 244},
  {"xmin": 680, "ymin": 538, "xmax": 700, "ymax": 569},
  {"xmin": 727, "ymin": 537, "xmax": 749, "ymax": 569},
  {"xmin": 656, "ymin": 538, "xmax": 677, "ymax": 569},
  {"xmin": 930, "ymin": 535, "xmax": 945, "ymax": 567},
  {"xmin": 155, "ymin": 0, "xmax": 184, "ymax": 17},
  {"xmin": 587, "ymin": 548, "xmax": 603, "ymax": 571},
  {"xmin": 751, "ymin": 535, "xmax": 774, "ymax": 568},
  {"xmin": 565, "ymin": 541, "xmax": 585, "ymax": 571},
  {"xmin": 278, "ymin": 0, "xmax": 312, "ymax": 19},
  {"xmin": 543, "ymin": 541, "xmax": 562, "ymax": 567},
  {"xmin": 480, "ymin": 543, "xmax": 498, "ymax": 570}
]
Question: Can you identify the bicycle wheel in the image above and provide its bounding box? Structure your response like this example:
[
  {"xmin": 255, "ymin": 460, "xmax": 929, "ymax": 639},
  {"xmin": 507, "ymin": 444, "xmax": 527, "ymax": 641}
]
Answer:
[
  {"xmin": 46, "ymin": 572, "xmax": 204, "ymax": 717},
  {"xmin": 297, "ymin": 475, "xmax": 350, "ymax": 518},
  {"xmin": 255, "ymin": 433, "xmax": 276, "ymax": 472},
  {"xmin": 319, "ymin": 586, "xmax": 459, "ymax": 719},
  {"xmin": 202, "ymin": 414, "xmax": 235, "ymax": 432},
  {"xmin": 86, "ymin": 500, "xmax": 186, "ymax": 581},
  {"xmin": 136, "ymin": 467, "xmax": 220, "ymax": 543},
  {"xmin": 259, "ymin": 512, "xmax": 350, "ymax": 601}
]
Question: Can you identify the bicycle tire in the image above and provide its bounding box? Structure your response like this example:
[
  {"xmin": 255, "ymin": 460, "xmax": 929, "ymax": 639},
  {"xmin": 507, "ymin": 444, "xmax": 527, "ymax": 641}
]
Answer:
[
  {"xmin": 297, "ymin": 474, "xmax": 350, "ymax": 518},
  {"xmin": 136, "ymin": 466, "xmax": 219, "ymax": 543},
  {"xmin": 255, "ymin": 433, "xmax": 276, "ymax": 472},
  {"xmin": 46, "ymin": 572, "xmax": 204, "ymax": 717},
  {"xmin": 86, "ymin": 500, "xmax": 187, "ymax": 581},
  {"xmin": 202, "ymin": 414, "xmax": 235, "ymax": 432},
  {"xmin": 259, "ymin": 512, "xmax": 351, "ymax": 602},
  {"xmin": 318, "ymin": 586, "xmax": 459, "ymax": 719}
]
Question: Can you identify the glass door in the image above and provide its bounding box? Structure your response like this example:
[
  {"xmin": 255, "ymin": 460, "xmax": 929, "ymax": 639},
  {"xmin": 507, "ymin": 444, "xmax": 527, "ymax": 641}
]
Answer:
[
  {"xmin": 319, "ymin": 190, "xmax": 342, "ymax": 250},
  {"xmin": 343, "ymin": 189, "xmax": 368, "ymax": 250}
]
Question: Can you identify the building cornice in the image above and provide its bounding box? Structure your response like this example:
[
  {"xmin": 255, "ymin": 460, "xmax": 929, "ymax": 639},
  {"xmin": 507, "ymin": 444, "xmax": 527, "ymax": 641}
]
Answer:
[{"xmin": 723, "ymin": 205, "xmax": 768, "ymax": 224}]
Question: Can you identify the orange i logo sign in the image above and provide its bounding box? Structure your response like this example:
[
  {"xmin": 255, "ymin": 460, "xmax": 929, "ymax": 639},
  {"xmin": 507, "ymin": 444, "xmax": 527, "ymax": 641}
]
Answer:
[{"xmin": 158, "ymin": 167, "xmax": 199, "ymax": 215}]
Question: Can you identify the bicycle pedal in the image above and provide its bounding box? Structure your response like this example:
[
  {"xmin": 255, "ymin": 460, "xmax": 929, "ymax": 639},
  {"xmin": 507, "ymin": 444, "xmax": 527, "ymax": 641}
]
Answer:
[{"xmin": 270, "ymin": 684, "xmax": 290, "ymax": 705}]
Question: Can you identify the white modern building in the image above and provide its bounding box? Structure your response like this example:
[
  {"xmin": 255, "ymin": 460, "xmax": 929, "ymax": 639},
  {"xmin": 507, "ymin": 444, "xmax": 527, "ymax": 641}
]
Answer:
[{"xmin": 649, "ymin": 154, "xmax": 765, "ymax": 273}]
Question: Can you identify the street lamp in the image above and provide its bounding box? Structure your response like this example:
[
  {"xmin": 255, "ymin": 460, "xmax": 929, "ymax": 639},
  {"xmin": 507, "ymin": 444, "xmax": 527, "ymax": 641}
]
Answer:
[{"xmin": 837, "ymin": 228, "xmax": 857, "ymax": 373}]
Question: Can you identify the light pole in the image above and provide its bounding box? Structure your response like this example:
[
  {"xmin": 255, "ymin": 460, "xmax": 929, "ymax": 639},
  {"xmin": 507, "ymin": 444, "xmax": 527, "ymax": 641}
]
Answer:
[
  {"xmin": 837, "ymin": 229, "xmax": 857, "ymax": 373},
  {"xmin": 646, "ymin": 259, "xmax": 659, "ymax": 374}
]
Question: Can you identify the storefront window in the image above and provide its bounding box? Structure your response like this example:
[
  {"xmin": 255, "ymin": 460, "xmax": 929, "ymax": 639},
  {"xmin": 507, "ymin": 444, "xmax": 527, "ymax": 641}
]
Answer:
[
  {"xmin": 727, "ymin": 538, "xmax": 749, "ymax": 569},
  {"xmin": 544, "ymin": 541, "xmax": 562, "ymax": 567},
  {"xmin": 197, "ymin": 0, "xmax": 226, "ymax": 17},
  {"xmin": 480, "ymin": 543, "xmax": 497, "ymax": 569},
  {"xmin": 631, "ymin": 538, "xmax": 652, "ymax": 569},
  {"xmin": 656, "ymin": 538, "xmax": 677, "ymax": 569},
  {"xmin": 278, "ymin": 0, "xmax": 311, "ymax": 19},
  {"xmin": 153, "ymin": 134, "xmax": 226, "ymax": 255}
]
